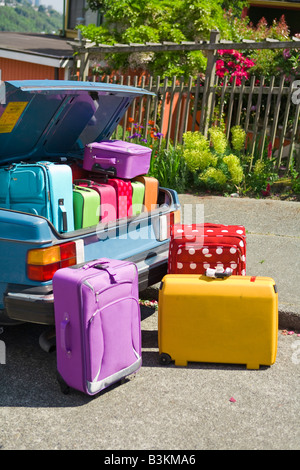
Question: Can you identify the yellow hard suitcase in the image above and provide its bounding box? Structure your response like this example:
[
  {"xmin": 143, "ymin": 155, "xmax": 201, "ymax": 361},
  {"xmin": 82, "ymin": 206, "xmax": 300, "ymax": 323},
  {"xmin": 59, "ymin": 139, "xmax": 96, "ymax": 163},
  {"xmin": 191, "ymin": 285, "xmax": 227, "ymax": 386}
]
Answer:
[{"xmin": 158, "ymin": 274, "xmax": 278, "ymax": 369}]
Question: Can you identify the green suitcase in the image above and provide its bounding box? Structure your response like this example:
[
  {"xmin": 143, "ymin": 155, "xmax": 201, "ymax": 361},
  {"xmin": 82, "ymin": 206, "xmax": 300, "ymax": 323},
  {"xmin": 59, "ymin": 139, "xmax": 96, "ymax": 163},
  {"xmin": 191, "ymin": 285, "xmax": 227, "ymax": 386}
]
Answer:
[
  {"xmin": 73, "ymin": 185, "xmax": 100, "ymax": 229},
  {"xmin": 131, "ymin": 181, "xmax": 145, "ymax": 216}
]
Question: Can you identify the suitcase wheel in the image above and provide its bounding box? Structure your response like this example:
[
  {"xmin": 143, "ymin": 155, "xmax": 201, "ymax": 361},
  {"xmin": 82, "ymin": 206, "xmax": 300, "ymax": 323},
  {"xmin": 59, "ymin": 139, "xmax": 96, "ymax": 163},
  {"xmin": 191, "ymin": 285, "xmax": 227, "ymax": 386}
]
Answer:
[{"xmin": 159, "ymin": 353, "xmax": 172, "ymax": 365}]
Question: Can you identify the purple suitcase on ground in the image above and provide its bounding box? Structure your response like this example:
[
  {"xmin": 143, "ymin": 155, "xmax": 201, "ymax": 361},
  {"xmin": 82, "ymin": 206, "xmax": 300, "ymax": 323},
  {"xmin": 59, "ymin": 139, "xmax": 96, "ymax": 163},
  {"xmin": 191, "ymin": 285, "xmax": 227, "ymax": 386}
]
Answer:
[
  {"xmin": 53, "ymin": 258, "xmax": 142, "ymax": 396},
  {"xmin": 83, "ymin": 140, "xmax": 152, "ymax": 179}
]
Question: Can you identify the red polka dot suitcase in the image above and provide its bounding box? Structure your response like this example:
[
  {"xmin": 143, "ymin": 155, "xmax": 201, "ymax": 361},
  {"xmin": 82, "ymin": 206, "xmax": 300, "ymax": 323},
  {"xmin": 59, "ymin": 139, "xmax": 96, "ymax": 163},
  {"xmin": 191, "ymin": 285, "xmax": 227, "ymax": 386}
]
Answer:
[
  {"xmin": 168, "ymin": 223, "xmax": 246, "ymax": 275},
  {"xmin": 106, "ymin": 178, "xmax": 133, "ymax": 219}
]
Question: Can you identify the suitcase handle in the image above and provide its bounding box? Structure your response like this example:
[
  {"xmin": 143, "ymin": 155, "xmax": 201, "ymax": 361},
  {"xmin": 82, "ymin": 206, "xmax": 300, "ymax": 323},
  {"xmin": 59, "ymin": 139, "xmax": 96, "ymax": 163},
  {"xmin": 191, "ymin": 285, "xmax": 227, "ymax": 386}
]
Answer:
[
  {"xmin": 74, "ymin": 179, "xmax": 95, "ymax": 186},
  {"xmin": 74, "ymin": 179, "xmax": 106, "ymax": 189},
  {"xmin": 93, "ymin": 263, "xmax": 117, "ymax": 284},
  {"xmin": 91, "ymin": 164, "xmax": 117, "ymax": 177},
  {"xmin": 73, "ymin": 185, "xmax": 91, "ymax": 192},
  {"xmin": 74, "ymin": 179, "xmax": 92, "ymax": 185},
  {"xmin": 92, "ymin": 156, "xmax": 117, "ymax": 165},
  {"xmin": 205, "ymin": 267, "xmax": 233, "ymax": 278},
  {"xmin": 82, "ymin": 260, "xmax": 117, "ymax": 284},
  {"xmin": 82, "ymin": 260, "xmax": 136, "ymax": 285},
  {"xmin": 61, "ymin": 315, "xmax": 71, "ymax": 356},
  {"xmin": 58, "ymin": 198, "xmax": 68, "ymax": 232}
]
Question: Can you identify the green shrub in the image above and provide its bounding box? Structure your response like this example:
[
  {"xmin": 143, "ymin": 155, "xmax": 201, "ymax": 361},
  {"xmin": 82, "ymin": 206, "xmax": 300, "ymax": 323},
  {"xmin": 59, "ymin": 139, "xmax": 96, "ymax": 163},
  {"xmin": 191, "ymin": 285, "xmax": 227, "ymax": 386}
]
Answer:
[
  {"xmin": 182, "ymin": 126, "xmax": 245, "ymax": 192},
  {"xmin": 182, "ymin": 131, "xmax": 217, "ymax": 172},
  {"xmin": 148, "ymin": 144, "xmax": 188, "ymax": 193}
]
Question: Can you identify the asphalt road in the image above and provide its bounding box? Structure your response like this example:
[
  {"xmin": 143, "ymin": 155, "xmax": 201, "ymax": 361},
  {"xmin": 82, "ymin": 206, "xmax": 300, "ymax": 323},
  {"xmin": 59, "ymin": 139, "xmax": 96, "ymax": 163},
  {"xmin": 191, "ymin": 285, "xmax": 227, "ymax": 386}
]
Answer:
[{"xmin": 0, "ymin": 195, "xmax": 299, "ymax": 451}]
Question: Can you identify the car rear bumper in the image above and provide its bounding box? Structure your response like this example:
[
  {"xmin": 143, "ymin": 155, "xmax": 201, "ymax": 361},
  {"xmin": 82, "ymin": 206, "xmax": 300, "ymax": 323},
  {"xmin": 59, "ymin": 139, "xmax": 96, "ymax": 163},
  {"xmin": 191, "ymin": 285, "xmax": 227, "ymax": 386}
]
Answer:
[{"xmin": 2, "ymin": 244, "xmax": 169, "ymax": 325}]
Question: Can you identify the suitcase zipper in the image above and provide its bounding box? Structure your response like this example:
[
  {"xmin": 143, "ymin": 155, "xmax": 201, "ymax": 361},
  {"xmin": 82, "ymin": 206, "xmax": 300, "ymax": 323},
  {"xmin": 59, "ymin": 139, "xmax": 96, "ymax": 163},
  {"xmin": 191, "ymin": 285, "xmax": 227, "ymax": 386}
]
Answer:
[{"xmin": 89, "ymin": 291, "xmax": 138, "ymax": 323}]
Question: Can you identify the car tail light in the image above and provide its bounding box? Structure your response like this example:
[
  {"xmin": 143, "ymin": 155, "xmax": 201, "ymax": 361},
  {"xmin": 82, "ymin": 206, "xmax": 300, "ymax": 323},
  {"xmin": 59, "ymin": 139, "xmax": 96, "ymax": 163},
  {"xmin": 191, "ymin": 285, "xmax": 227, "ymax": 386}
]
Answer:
[
  {"xmin": 168, "ymin": 210, "xmax": 181, "ymax": 238},
  {"xmin": 170, "ymin": 210, "xmax": 181, "ymax": 227},
  {"xmin": 27, "ymin": 241, "xmax": 78, "ymax": 281}
]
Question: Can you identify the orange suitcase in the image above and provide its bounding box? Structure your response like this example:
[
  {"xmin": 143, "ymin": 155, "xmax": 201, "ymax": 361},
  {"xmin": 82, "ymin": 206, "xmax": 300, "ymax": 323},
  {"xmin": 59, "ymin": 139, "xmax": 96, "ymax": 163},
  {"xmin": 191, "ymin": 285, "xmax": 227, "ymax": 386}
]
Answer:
[{"xmin": 133, "ymin": 176, "xmax": 159, "ymax": 212}]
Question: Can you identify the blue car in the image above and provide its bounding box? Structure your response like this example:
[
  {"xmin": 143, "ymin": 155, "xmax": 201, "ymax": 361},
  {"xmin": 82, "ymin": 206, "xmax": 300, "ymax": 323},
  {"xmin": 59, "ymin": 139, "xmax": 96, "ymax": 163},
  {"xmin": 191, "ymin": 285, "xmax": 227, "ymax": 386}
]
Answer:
[{"xmin": 0, "ymin": 80, "xmax": 180, "ymax": 326}]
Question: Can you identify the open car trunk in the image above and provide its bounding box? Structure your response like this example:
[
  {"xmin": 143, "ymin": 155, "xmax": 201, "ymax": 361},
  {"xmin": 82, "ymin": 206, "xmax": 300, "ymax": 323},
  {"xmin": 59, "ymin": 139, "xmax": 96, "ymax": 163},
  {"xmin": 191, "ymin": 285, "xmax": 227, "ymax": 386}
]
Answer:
[{"xmin": 0, "ymin": 80, "xmax": 181, "ymax": 325}]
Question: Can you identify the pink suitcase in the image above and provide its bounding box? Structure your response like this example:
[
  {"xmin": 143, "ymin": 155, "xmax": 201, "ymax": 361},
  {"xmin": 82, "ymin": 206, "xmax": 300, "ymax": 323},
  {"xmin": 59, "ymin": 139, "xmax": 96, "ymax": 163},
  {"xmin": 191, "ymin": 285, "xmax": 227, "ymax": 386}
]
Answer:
[
  {"xmin": 53, "ymin": 258, "xmax": 142, "ymax": 396},
  {"xmin": 106, "ymin": 178, "xmax": 133, "ymax": 219},
  {"xmin": 74, "ymin": 179, "xmax": 117, "ymax": 224},
  {"xmin": 83, "ymin": 140, "xmax": 152, "ymax": 179},
  {"xmin": 168, "ymin": 223, "xmax": 246, "ymax": 276}
]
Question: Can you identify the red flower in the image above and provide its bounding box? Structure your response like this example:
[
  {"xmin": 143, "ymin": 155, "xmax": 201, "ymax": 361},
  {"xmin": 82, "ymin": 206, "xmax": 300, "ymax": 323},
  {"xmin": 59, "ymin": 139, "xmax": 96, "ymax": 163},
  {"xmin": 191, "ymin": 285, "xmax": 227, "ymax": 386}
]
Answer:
[
  {"xmin": 262, "ymin": 183, "xmax": 271, "ymax": 197},
  {"xmin": 267, "ymin": 142, "xmax": 272, "ymax": 159},
  {"xmin": 216, "ymin": 59, "xmax": 225, "ymax": 69}
]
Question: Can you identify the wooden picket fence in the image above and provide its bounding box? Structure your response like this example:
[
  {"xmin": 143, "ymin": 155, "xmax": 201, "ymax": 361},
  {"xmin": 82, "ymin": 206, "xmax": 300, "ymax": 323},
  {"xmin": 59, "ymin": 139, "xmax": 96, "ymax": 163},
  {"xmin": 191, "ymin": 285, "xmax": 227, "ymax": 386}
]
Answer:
[
  {"xmin": 71, "ymin": 30, "xmax": 300, "ymax": 171},
  {"xmin": 93, "ymin": 72, "xmax": 300, "ymax": 172}
]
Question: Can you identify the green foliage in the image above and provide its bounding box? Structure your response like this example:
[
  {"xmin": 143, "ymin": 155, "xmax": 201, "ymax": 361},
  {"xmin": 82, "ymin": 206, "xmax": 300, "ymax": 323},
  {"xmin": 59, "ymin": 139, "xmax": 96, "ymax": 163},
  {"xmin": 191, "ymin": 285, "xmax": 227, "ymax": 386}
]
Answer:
[
  {"xmin": 291, "ymin": 166, "xmax": 300, "ymax": 194},
  {"xmin": 182, "ymin": 126, "xmax": 245, "ymax": 192},
  {"xmin": 183, "ymin": 131, "xmax": 217, "ymax": 172},
  {"xmin": 223, "ymin": 154, "xmax": 244, "ymax": 185},
  {"xmin": 240, "ymin": 136, "xmax": 279, "ymax": 195},
  {"xmin": 80, "ymin": 0, "xmax": 299, "ymax": 81},
  {"xmin": 231, "ymin": 126, "xmax": 247, "ymax": 152},
  {"xmin": 208, "ymin": 127, "xmax": 227, "ymax": 154},
  {"xmin": 243, "ymin": 159, "xmax": 277, "ymax": 195},
  {"xmin": 148, "ymin": 144, "xmax": 188, "ymax": 193},
  {"xmin": 0, "ymin": 3, "xmax": 62, "ymax": 33},
  {"xmin": 80, "ymin": 0, "xmax": 243, "ymax": 78},
  {"xmin": 224, "ymin": 13, "xmax": 300, "ymax": 83}
]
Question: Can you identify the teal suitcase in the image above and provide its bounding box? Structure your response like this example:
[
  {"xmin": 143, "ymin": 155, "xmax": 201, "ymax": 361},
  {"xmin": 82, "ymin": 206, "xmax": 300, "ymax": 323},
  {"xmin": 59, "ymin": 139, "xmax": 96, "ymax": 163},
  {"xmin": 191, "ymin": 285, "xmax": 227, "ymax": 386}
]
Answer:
[{"xmin": 0, "ymin": 161, "xmax": 74, "ymax": 233}]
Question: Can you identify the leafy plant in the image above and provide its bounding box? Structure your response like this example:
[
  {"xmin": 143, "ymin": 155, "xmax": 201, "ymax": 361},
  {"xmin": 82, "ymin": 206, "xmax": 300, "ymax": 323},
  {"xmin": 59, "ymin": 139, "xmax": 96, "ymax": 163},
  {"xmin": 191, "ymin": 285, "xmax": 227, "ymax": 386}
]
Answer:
[
  {"xmin": 239, "ymin": 135, "xmax": 279, "ymax": 196},
  {"xmin": 182, "ymin": 126, "xmax": 245, "ymax": 192},
  {"xmin": 79, "ymin": 0, "xmax": 246, "ymax": 79},
  {"xmin": 290, "ymin": 159, "xmax": 300, "ymax": 194},
  {"xmin": 225, "ymin": 13, "xmax": 300, "ymax": 84},
  {"xmin": 182, "ymin": 131, "xmax": 217, "ymax": 171},
  {"xmin": 148, "ymin": 144, "xmax": 188, "ymax": 193}
]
